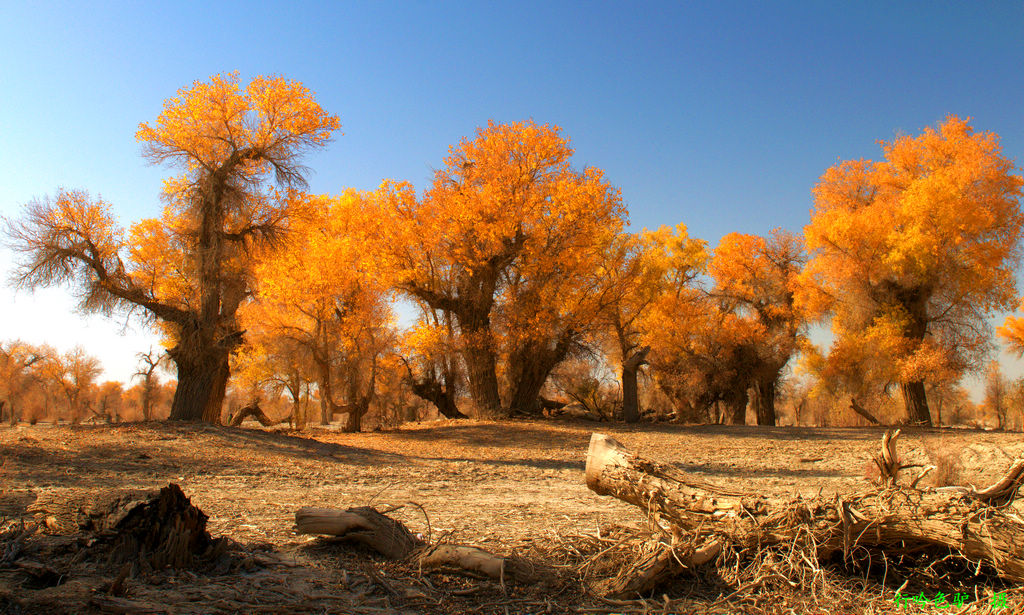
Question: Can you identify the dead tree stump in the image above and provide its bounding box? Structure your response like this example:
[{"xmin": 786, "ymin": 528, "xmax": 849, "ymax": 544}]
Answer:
[{"xmin": 31, "ymin": 483, "xmax": 224, "ymax": 570}]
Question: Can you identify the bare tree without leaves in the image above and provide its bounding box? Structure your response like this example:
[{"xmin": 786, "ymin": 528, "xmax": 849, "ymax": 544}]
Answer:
[{"xmin": 134, "ymin": 348, "xmax": 167, "ymax": 421}]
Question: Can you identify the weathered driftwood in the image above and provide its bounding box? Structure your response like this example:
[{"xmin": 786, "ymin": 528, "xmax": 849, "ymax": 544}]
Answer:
[
  {"xmin": 295, "ymin": 506, "xmax": 423, "ymax": 560},
  {"xmin": 295, "ymin": 506, "xmax": 538, "ymax": 584},
  {"xmin": 585, "ymin": 432, "xmax": 1024, "ymax": 595},
  {"xmin": 872, "ymin": 428, "xmax": 901, "ymax": 486},
  {"xmin": 419, "ymin": 543, "xmax": 538, "ymax": 583}
]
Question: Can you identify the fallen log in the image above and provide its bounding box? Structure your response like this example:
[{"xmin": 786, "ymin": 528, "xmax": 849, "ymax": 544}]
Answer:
[
  {"xmin": 849, "ymin": 397, "xmax": 882, "ymax": 425},
  {"xmin": 294, "ymin": 506, "xmax": 422, "ymax": 560},
  {"xmin": 295, "ymin": 505, "xmax": 539, "ymax": 584},
  {"xmin": 584, "ymin": 432, "xmax": 1024, "ymax": 596}
]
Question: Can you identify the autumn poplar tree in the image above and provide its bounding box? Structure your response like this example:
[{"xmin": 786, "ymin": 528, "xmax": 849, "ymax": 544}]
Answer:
[
  {"xmin": 5, "ymin": 73, "xmax": 339, "ymax": 422},
  {"xmin": 375, "ymin": 121, "xmax": 625, "ymax": 416},
  {"xmin": 0, "ymin": 341, "xmax": 46, "ymax": 425},
  {"xmin": 708, "ymin": 230, "xmax": 807, "ymax": 426},
  {"xmin": 245, "ymin": 191, "xmax": 393, "ymax": 432},
  {"xmin": 597, "ymin": 224, "xmax": 707, "ymax": 422},
  {"xmin": 802, "ymin": 116, "xmax": 1024, "ymax": 425}
]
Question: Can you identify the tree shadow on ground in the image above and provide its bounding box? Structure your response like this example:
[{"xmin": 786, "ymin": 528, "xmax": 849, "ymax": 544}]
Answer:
[
  {"xmin": 672, "ymin": 461, "xmax": 848, "ymax": 480},
  {"xmin": 371, "ymin": 421, "xmax": 592, "ymax": 453},
  {"xmin": 411, "ymin": 456, "xmax": 582, "ymax": 472}
]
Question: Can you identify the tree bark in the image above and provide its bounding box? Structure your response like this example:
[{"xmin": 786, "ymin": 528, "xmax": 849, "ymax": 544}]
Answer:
[
  {"xmin": 724, "ymin": 388, "xmax": 748, "ymax": 425},
  {"xmin": 409, "ymin": 375, "xmax": 467, "ymax": 419},
  {"xmin": 584, "ymin": 433, "xmax": 1024, "ymax": 589},
  {"xmin": 900, "ymin": 380, "xmax": 932, "ymax": 426},
  {"xmin": 168, "ymin": 352, "xmax": 230, "ymax": 423},
  {"xmin": 462, "ymin": 343, "xmax": 502, "ymax": 417},
  {"xmin": 751, "ymin": 376, "xmax": 777, "ymax": 426},
  {"xmin": 621, "ymin": 346, "xmax": 650, "ymax": 424}
]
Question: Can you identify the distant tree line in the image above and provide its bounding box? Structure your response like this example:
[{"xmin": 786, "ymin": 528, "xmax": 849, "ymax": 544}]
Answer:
[{"xmin": 5, "ymin": 74, "xmax": 1024, "ymax": 430}]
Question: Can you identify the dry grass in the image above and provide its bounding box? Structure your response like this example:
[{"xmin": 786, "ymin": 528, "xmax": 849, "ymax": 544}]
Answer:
[
  {"xmin": 927, "ymin": 443, "xmax": 964, "ymax": 487},
  {"xmin": 3, "ymin": 420, "xmax": 1024, "ymax": 613}
]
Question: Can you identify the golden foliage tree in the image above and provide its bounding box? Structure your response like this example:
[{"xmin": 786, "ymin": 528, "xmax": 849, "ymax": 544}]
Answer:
[
  {"xmin": 801, "ymin": 116, "xmax": 1024, "ymax": 426},
  {"xmin": 644, "ymin": 290, "xmax": 764, "ymax": 424},
  {"xmin": 375, "ymin": 120, "xmax": 626, "ymax": 416},
  {"xmin": 40, "ymin": 346, "xmax": 102, "ymax": 424},
  {"xmin": 244, "ymin": 191, "xmax": 393, "ymax": 432},
  {"xmin": 5, "ymin": 73, "xmax": 340, "ymax": 422},
  {"xmin": 597, "ymin": 224, "xmax": 707, "ymax": 422},
  {"xmin": 0, "ymin": 341, "xmax": 47, "ymax": 425},
  {"xmin": 708, "ymin": 229, "xmax": 807, "ymax": 425}
]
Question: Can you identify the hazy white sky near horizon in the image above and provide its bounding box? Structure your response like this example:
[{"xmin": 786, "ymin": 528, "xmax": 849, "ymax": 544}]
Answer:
[{"xmin": 1, "ymin": 2, "xmax": 1023, "ymax": 398}]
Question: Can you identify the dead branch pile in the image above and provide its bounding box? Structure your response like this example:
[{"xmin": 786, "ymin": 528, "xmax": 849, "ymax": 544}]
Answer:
[{"xmin": 583, "ymin": 430, "xmax": 1024, "ymax": 601}]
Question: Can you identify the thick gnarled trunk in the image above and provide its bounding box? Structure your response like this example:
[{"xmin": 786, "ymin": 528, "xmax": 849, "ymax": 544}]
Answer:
[
  {"xmin": 168, "ymin": 351, "xmax": 230, "ymax": 423},
  {"xmin": 506, "ymin": 331, "xmax": 573, "ymax": 417},
  {"xmin": 462, "ymin": 343, "xmax": 502, "ymax": 417},
  {"xmin": 900, "ymin": 380, "xmax": 931, "ymax": 426},
  {"xmin": 724, "ymin": 387, "xmax": 748, "ymax": 425},
  {"xmin": 409, "ymin": 374, "xmax": 467, "ymax": 419},
  {"xmin": 620, "ymin": 346, "xmax": 650, "ymax": 423}
]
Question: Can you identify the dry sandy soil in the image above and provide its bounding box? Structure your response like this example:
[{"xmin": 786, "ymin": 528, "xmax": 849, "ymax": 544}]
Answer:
[{"xmin": 2, "ymin": 419, "xmax": 1023, "ymax": 614}]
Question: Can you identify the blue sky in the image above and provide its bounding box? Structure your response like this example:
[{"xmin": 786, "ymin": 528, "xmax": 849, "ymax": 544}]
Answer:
[{"xmin": 1, "ymin": 2, "xmax": 1023, "ymax": 393}]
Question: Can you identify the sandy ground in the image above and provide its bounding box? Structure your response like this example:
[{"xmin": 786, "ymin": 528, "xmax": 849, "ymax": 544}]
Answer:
[{"xmin": 2, "ymin": 419, "xmax": 1023, "ymax": 614}]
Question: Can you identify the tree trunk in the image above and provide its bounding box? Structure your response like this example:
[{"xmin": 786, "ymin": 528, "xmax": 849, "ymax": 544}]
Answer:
[
  {"xmin": 620, "ymin": 346, "xmax": 650, "ymax": 424},
  {"xmin": 724, "ymin": 388, "xmax": 748, "ymax": 425},
  {"xmin": 507, "ymin": 330, "xmax": 575, "ymax": 417},
  {"xmin": 900, "ymin": 380, "xmax": 932, "ymax": 426},
  {"xmin": 507, "ymin": 360, "xmax": 549, "ymax": 416},
  {"xmin": 898, "ymin": 301, "xmax": 932, "ymax": 426},
  {"xmin": 462, "ymin": 344, "xmax": 502, "ymax": 417},
  {"xmin": 168, "ymin": 352, "xmax": 229, "ymax": 423},
  {"xmin": 316, "ymin": 359, "xmax": 333, "ymax": 425},
  {"xmin": 229, "ymin": 401, "xmax": 281, "ymax": 427},
  {"xmin": 342, "ymin": 399, "xmax": 371, "ymax": 433},
  {"xmin": 849, "ymin": 397, "xmax": 882, "ymax": 425},
  {"xmin": 585, "ymin": 433, "xmax": 1024, "ymax": 592},
  {"xmin": 141, "ymin": 381, "xmax": 153, "ymax": 421},
  {"xmin": 409, "ymin": 376, "xmax": 467, "ymax": 419},
  {"xmin": 751, "ymin": 376, "xmax": 776, "ymax": 426}
]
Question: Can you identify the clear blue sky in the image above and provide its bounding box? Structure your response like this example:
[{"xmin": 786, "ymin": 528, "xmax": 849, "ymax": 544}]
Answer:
[{"xmin": 2, "ymin": 1, "xmax": 1023, "ymax": 392}]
